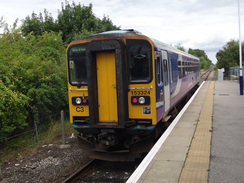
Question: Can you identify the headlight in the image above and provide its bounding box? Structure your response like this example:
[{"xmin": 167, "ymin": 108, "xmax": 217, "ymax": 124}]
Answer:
[
  {"xmin": 139, "ymin": 97, "xmax": 146, "ymax": 104},
  {"xmin": 72, "ymin": 97, "xmax": 89, "ymax": 105},
  {"xmin": 131, "ymin": 96, "xmax": 150, "ymax": 105},
  {"xmin": 75, "ymin": 97, "xmax": 82, "ymax": 105}
]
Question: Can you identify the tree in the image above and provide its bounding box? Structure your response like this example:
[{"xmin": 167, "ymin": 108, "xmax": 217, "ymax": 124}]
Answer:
[
  {"xmin": 216, "ymin": 40, "xmax": 244, "ymax": 77},
  {"xmin": 21, "ymin": 1, "xmax": 120, "ymax": 43},
  {"xmin": 188, "ymin": 48, "xmax": 212, "ymax": 69},
  {"xmin": 0, "ymin": 16, "xmax": 5, "ymax": 29},
  {"xmin": 22, "ymin": 10, "xmax": 58, "ymax": 36},
  {"xmin": 175, "ymin": 44, "xmax": 186, "ymax": 52}
]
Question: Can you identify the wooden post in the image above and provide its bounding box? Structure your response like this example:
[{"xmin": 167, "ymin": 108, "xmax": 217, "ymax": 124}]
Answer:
[{"xmin": 61, "ymin": 110, "xmax": 66, "ymax": 145}]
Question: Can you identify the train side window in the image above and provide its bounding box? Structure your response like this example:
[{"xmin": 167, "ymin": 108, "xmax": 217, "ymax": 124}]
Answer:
[
  {"xmin": 178, "ymin": 60, "xmax": 182, "ymax": 78},
  {"xmin": 186, "ymin": 61, "xmax": 189, "ymax": 75},
  {"xmin": 190, "ymin": 62, "xmax": 192, "ymax": 74},
  {"xmin": 68, "ymin": 44, "xmax": 87, "ymax": 86},
  {"xmin": 127, "ymin": 39, "xmax": 152, "ymax": 83},
  {"xmin": 169, "ymin": 58, "xmax": 173, "ymax": 83},
  {"xmin": 189, "ymin": 62, "xmax": 191, "ymax": 74},
  {"xmin": 183, "ymin": 61, "xmax": 186, "ymax": 77},
  {"xmin": 163, "ymin": 59, "xmax": 168, "ymax": 86},
  {"xmin": 156, "ymin": 56, "xmax": 162, "ymax": 85}
]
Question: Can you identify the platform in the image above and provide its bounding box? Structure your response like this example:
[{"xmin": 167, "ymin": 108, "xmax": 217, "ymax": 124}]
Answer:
[{"xmin": 127, "ymin": 79, "xmax": 244, "ymax": 183}]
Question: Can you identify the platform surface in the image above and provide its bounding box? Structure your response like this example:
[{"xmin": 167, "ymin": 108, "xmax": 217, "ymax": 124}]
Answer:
[
  {"xmin": 209, "ymin": 80, "xmax": 244, "ymax": 183},
  {"xmin": 127, "ymin": 79, "xmax": 244, "ymax": 183}
]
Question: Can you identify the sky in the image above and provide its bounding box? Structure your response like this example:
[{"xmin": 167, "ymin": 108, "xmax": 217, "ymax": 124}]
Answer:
[{"xmin": 1, "ymin": 0, "xmax": 244, "ymax": 64}]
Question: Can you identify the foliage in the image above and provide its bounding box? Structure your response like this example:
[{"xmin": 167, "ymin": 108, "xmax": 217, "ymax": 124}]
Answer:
[
  {"xmin": 0, "ymin": 16, "xmax": 5, "ymax": 28},
  {"xmin": 0, "ymin": 81, "xmax": 29, "ymax": 142},
  {"xmin": 188, "ymin": 48, "xmax": 212, "ymax": 69},
  {"xmin": 0, "ymin": 28, "xmax": 67, "ymax": 142},
  {"xmin": 175, "ymin": 44, "xmax": 186, "ymax": 52},
  {"xmin": 216, "ymin": 40, "xmax": 244, "ymax": 77},
  {"xmin": 21, "ymin": 1, "xmax": 120, "ymax": 44},
  {"xmin": 0, "ymin": 0, "xmax": 120, "ymax": 143}
]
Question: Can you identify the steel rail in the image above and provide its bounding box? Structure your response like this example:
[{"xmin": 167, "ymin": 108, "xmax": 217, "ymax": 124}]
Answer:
[{"xmin": 62, "ymin": 159, "xmax": 96, "ymax": 183}]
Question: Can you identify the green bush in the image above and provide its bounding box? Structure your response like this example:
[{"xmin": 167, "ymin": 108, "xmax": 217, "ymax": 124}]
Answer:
[
  {"xmin": 0, "ymin": 29, "xmax": 67, "ymax": 142},
  {"xmin": 0, "ymin": 81, "xmax": 29, "ymax": 142}
]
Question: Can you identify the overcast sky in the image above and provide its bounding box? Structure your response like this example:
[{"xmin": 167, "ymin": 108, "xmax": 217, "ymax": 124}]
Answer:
[{"xmin": 1, "ymin": 0, "xmax": 244, "ymax": 64}]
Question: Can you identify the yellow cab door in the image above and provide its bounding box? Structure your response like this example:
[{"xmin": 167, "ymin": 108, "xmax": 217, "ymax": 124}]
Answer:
[{"xmin": 96, "ymin": 51, "xmax": 118, "ymax": 122}]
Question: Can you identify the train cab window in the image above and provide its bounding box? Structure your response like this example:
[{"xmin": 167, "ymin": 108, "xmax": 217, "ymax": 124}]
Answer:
[
  {"xmin": 127, "ymin": 39, "xmax": 152, "ymax": 83},
  {"xmin": 68, "ymin": 44, "xmax": 87, "ymax": 86}
]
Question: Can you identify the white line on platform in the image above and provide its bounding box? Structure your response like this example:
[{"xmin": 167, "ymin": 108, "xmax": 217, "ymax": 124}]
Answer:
[{"xmin": 126, "ymin": 81, "xmax": 205, "ymax": 183}]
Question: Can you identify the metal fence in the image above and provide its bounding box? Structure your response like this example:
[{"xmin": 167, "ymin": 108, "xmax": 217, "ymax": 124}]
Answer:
[
  {"xmin": 230, "ymin": 66, "xmax": 240, "ymax": 77},
  {"xmin": 230, "ymin": 67, "xmax": 244, "ymax": 87}
]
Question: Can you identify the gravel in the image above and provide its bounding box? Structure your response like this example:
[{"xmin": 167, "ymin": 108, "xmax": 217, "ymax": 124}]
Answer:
[{"xmin": 0, "ymin": 136, "xmax": 91, "ymax": 183}]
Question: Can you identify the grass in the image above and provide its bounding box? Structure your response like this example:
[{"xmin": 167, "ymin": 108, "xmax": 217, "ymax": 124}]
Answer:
[{"xmin": 0, "ymin": 120, "xmax": 76, "ymax": 165}]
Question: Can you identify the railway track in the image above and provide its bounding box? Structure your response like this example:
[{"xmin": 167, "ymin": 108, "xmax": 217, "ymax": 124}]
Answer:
[
  {"xmin": 62, "ymin": 159, "xmax": 140, "ymax": 183},
  {"xmin": 201, "ymin": 69, "xmax": 213, "ymax": 82},
  {"xmin": 62, "ymin": 159, "xmax": 96, "ymax": 183}
]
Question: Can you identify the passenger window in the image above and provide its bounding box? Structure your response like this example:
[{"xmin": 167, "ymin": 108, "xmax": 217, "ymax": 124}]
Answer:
[
  {"xmin": 169, "ymin": 59, "xmax": 173, "ymax": 83},
  {"xmin": 156, "ymin": 56, "xmax": 162, "ymax": 85},
  {"xmin": 127, "ymin": 39, "xmax": 152, "ymax": 83},
  {"xmin": 182, "ymin": 62, "xmax": 186, "ymax": 77},
  {"xmin": 178, "ymin": 60, "xmax": 182, "ymax": 78},
  {"xmin": 163, "ymin": 59, "xmax": 168, "ymax": 86}
]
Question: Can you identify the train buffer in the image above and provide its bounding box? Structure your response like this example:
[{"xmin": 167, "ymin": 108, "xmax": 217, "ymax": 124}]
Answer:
[{"xmin": 127, "ymin": 79, "xmax": 244, "ymax": 183}]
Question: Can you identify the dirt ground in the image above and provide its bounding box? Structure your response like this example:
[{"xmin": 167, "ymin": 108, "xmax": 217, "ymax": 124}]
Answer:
[{"xmin": 0, "ymin": 136, "xmax": 90, "ymax": 183}]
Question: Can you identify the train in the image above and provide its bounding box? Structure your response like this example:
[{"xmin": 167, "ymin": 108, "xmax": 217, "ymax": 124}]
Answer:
[{"xmin": 67, "ymin": 29, "xmax": 200, "ymax": 161}]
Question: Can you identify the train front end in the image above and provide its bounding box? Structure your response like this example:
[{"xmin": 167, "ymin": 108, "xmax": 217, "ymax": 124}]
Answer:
[{"xmin": 67, "ymin": 30, "xmax": 157, "ymax": 161}]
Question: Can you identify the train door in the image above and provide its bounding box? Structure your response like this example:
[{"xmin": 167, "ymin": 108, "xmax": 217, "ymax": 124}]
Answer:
[
  {"xmin": 161, "ymin": 50, "xmax": 170, "ymax": 113},
  {"xmin": 86, "ymin": 39, "xmax": 128, "ymax": 127},
  {"xmin": 96, "ymin": 52, "xmax": 118, "ymax": 122}
]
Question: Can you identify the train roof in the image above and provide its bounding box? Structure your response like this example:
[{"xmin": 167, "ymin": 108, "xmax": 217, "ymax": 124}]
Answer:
[
  {"xmin": 151, "ymin": 38, "xmax": 199, "ymax": 60},
  {"xmin": 75, "ymin": 29, "xmax": 143, "ymax": 41},
  {"xmin": 74, "ymin": 29, "xmax": 199, "ymax": 61}
]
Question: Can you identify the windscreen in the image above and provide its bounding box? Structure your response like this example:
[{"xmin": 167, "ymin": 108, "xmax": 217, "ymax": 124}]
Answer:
[
  {"xmin": 127, "ymin": 39, "xmax": 152, "ymax": 83},
  {"xmin": 68, "ymin": 44, "xmax": 87, "ymax": 86}
]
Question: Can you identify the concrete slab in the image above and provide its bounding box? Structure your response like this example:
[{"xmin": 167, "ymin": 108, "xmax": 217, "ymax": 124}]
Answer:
[
  {"xmin": 138, "ymin": 160, "xmax": 184, "ymax": 183},
  {"xmin": 155, "ymin": 145, "xmax": 189, "ymax": 161},
  {"xmin": 209, "ymin": 81, "xmax": 244, "ymax": 183}
]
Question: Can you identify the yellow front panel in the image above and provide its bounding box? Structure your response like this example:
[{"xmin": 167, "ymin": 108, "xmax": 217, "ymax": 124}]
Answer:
[
  {"xmin": 128, "ymin": 83, "xmax": 156, "ymax": 124},
  {"xmin": 68, "ymin": 86, "xmax": 89, "ymax": 123},
  {"xmin": 96, "ymin": 52, "xmax": 118, "ymax": 122}
]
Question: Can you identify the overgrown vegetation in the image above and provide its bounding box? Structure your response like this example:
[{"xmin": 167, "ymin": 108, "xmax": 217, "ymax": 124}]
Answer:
[
  {"xmin": 0, "ymin": 1, "xmax": 119, "ymax": 143},
  {"xmin": 0, "ymin": 29, "xmax": 67, "ymax": 142}
]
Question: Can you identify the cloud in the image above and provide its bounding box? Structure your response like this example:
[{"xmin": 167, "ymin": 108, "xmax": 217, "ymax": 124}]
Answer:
[{"xmin": 1, "ymin": 0, "xmax": 243, "ymax": 64}]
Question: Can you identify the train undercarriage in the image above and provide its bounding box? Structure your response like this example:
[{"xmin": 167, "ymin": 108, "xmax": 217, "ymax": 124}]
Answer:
[
  {"xmin": 76, "ymin": 124, "xmax": 162, "ymax": 161},
  {"xmin": 75, "ymin": 86, "xmax": 197, "ymax": 161}
]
